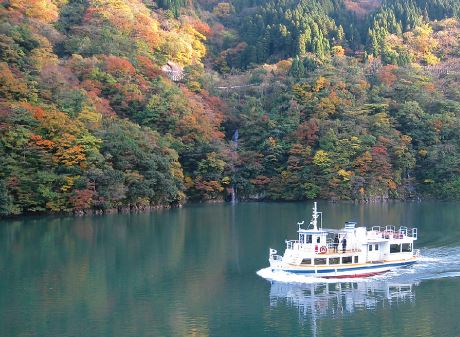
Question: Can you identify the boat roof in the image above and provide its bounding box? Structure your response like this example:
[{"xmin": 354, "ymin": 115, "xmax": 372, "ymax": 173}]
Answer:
[{"xmin": 298, "ymin": 228, "xmax": 347, "ymax": 234}]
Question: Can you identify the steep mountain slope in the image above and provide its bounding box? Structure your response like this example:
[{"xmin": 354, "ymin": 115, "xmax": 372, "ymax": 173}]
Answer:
[{"xmin": 0, "ymin": 0, "xmax": 230, "ymax": 215}]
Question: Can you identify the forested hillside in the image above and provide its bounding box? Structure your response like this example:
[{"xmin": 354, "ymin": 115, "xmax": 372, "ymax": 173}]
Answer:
[
  {"xmin": 1, "ymin": 0, "xmax": 460, "ymax": 215},
  {"xmin": 0, "ymin": 0, "xmax": 230, "ymax": 215}
]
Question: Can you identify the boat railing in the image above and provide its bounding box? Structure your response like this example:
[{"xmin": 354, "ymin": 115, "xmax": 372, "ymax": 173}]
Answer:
[
  {"xmin": 399, "ymin": 226, "xmax": 408, "ymax": 236},
  {"xmin": 286, "ymin": 240, "xmax": 315, "ymax": 251},
  {"xmin": 385, "ymin": 225, "xmax": 396, "ymax": 233},
  {"xmin": 285, "ymin": 240, "xmax": 299, "ymax": 250},
  {"xmin": 371, "ymin": 226, "xmax": 381, "ymax": 232},
  {"xmin": 368, "ymin": 226, "xmax": 418, "ymax": 240}
]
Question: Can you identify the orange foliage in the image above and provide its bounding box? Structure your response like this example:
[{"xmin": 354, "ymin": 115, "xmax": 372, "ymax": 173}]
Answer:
[
  {"xmin": 54, "ymin": 133, "xmax": 87, "ymax": 167},
  {"xmin": 0, "ymin": 63, "xmax": 28, "ymax": 99},
  {"xmin": 8, "ymin": 0, "xmax": 60, "ymax": 23},
  {"xmin": 30, "ymin": 134, "xmax": 55, "ymax": 149},
  {"xmin": 178, "ymin": 87, "xmax": 225, "ymax": 142},
  {"xmin": 86, "ymin": 0, "xmax": 161, "ymax": 48},
  {"xmin": 353, "ymin": 151, "xmax": 372, "ymax": 174},
  {"xmin": 20, "ymin": 103, "xmax": 46, "ymax": 120}
]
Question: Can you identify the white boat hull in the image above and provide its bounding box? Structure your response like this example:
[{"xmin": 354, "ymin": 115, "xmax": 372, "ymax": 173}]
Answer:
[{"xmin": 270, "ymin": 258, "xmax": 417, "ymax": 279}]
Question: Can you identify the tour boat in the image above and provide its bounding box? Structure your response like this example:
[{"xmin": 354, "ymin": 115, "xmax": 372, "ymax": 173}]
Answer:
[{"xmin": 268, "ymin": 202, "xmax": 420, "ymax": 278}]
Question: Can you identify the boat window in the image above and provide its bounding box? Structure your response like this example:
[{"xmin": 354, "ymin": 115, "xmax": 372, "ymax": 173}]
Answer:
[
  {"xmin": 354, "ymin": 256, "xmax": 358, "ymax": 263},
  {"xmin": 401, "ymin": 243, "xmax": 412, "ymax": 252},
  {"xmin": 299, "ymin": 234, "xmax": 305, "ymax": 243},
  {"xmin": 314, "ymin": 258, "xmax": 327, "ymax": 265},
  {"xmin": 375, "ymin": 244, "xmax": 379, "ymax": 251},
  {"xmin": 342, "ymin": 256, "xmax": 352, "ymax": 264},
  {"xmin": 306, "ymin": 235, "xmax": 312, "ymax": 243},
  {"xmin": 301, "ymin": 258, "xmax": 311, "ymax": 265},
  {"xmin": 316, "ymin": 237, "xmax": 321, "ymax": 243},
  {"xmin": 368, "ymin": 245, "xmax": 373, "ymax": 251},
  {"xmin": 390, "ymin": 244, "xmax": 401, "ymax": 253},
  {"xmin": 329, "ymin": 257, "xmax": 340, "ymax": 265}
]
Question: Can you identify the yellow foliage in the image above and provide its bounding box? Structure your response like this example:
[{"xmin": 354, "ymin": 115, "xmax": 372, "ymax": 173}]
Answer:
[
  {"xmin": 275, "ymin": 59, "xmax": 292, "ymax": 74},
  {"xmin": 267, "ymin": 136, "xmax": 277, "ymax": 148},
  {"xmin": 332, "ymin": 45, "xmax": 345, "ymax": 57},
  {"xmin": 29, "ymin": 48, "xmax": 59, "ymax": 71},
  {"xmin": 61, "ymin": 175, "xmax": 78, "ymax": 192},
  {"xmin": 337, "ymin": 169, "xmax": 353, "ymax": 181},
  {"xmin": 213, "ymin": 3, "xmax": 234, "ymax": 17},
  {"xmin": 313, "ymin": 150, "xmax": 331, "ymax": 168},
  {"xmin": 387, "ymin": 179, "xmax": 397, "ymax": 190},
  {"xmin": 314, "ymin": 76, "xmax": 329, "ymax": 92},
  {"xmin": 78, "ymin": 107, "xmax": 102, "ymax": 127},
  {"xmin": 160, "ymin": 25, "xmax": 207, "ymax": 65},
  {"xmin": 423, "ymin": 53, "xmax": 440, "ymax": 66},
  {"xmin": 418, "ymin": 149, "xmax": 428, "ymax": 157},
  {"xmin": 184, "ymin": 176, "xmax": 194, "ymax": 189},
  {"xmin": 373, "ymin": 112, "xmax": 391, "ymax": 129},
  {"xmin": 401, "ymin": 135, "xmax": 412, "ymax": 145},
  {"xmin": 222, "ymin": 176, "xmax": 231, "ymax": 185}
]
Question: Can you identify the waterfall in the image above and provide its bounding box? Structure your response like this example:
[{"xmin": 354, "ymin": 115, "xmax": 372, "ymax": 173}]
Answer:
[
  {"xmin": 232, "ymin": 129, "xmax": 239, "ymax": 147},
  {"xmin": 231, "ymin": 185, "xmax": 237, "ymax": 204}
]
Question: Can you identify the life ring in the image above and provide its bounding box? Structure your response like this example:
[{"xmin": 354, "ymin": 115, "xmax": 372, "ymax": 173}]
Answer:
[{"xmin": 319, "ymin": 246, "xmax": 327, "ymax": 254}]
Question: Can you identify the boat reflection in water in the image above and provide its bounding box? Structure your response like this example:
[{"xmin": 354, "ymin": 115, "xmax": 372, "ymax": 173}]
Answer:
[{"xmin": 269, "ymin": 280, "xmax": 418, "ymax": 335}]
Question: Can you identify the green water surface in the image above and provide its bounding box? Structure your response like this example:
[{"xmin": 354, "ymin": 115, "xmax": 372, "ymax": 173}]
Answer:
[{"xmin": 1, "ymin": 201, "xmax": 460, "ymax": 337}]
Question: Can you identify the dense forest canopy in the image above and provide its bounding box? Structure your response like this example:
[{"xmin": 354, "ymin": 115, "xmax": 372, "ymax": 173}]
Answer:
[{"xmin": 1, "ymin": 0, "xmax": 460, "ymax": 215}]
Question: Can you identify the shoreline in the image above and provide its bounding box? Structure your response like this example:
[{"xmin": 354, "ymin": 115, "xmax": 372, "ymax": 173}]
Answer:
[{"xmin": 1, "ymin": 196, "xmax": 453, "ymax": 219}]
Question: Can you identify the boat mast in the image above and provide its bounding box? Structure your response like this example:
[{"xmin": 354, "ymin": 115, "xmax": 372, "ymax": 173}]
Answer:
[{"xmin": 312, "ymin": 202, "xmax": 319, "ymax": 230}]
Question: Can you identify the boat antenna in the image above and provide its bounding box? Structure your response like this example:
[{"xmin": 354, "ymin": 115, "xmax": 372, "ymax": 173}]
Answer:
[{"xmin": 297, "ymin": 221, "xmax": 305, "ymax": 231}]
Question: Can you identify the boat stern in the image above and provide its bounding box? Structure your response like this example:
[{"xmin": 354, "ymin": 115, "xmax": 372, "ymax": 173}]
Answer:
[{"xmin": 269, "ymin": 248, "xmax": 284, "ymax": 270}]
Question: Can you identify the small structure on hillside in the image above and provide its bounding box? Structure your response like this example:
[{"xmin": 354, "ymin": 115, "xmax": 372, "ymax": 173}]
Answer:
[{"xmin": 161, "ymin": 61, "xmax": 184, "ymax": 81}]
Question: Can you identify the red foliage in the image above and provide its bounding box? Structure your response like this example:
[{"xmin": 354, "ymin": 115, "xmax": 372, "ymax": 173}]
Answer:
[
  {"xmin": 83, "ymin": 7, "xmax": 100, "ymax": 23},
  {"xmin": 249, "ymin": 176, "xmax": 271, "ymax": 185},
  {"xmin": 104, "ymin": 56, "xmax": 136, "ymax": 77},
  {"xmin": 87, "ymin": 91, "xmax": 115, "ymax": 117},
  {"xmin": 192, "ymin": 20, "xmax": 212, "ymax": 37},
  {"xmin": 0, "ymin": 100, "xmax": 12, "ymax": 123},
  {"xmin": 70, "ymin": 187, "xmax": 95, "ymax": 210},
  {"xmin": 136, "ymin": 56, "xmax": 162, "ymax": 80},
  {"xmin": 377, "ymin": 65, "xmax": 398, "ymax": 87},
  {"xmin": 81, "ymin": 79, "xmax": 103, "ymax": 96},
  {"xmin": 370, "ymin": 145, "xmax": 392, "ymax": 180},
  {"xmin": 294, "ymin": 119, "xmax": 319, "ymax": 145}
]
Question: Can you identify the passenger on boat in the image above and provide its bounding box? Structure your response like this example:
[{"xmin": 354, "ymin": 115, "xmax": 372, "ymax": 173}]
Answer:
[
  {"xmin": 341, "ymin": 237, "xmax": 347, "ymax": 253},
  {"xmin": 333, "ymin": 236, "xmax": 339, "ymax": 253}
]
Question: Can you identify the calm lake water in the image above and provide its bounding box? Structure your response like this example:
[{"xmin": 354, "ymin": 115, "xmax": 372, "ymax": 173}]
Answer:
[{"xmin": 1, "ymin": 201, "xmax": 460, "ymax": 337}]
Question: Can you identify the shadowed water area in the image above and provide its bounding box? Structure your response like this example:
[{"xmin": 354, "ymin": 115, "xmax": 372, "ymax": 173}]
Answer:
[{"xmin": 1, "ymin": 201, "xmax": 460, "ymax": 337}]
